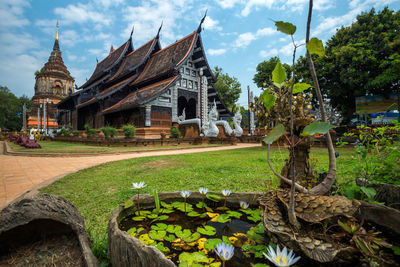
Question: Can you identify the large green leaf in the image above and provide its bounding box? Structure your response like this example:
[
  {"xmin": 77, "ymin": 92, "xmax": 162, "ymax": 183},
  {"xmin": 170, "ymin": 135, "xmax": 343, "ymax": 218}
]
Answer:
[
  {"xmin": 275, "ymin": 21, "xmax": 296, "ymax": 35},
  {"xmin": 293, "ymin": 83, "xmax": 312, "ymax": 94},
  {"xmin": 263, "ymin": 124, "xmax": 285, "ymax": 144},
  {"xmin": 272, "ymin": 61, "xmax": 287, "ymax": 88},
  {"xmin": 262, "ymin": 91, "xmax": 276, "ymax": 111},
  {"xmin": 148, "ymin": 230, "xmax": 166, "ymax": 240},
  {"xmin": 301, "ymin": 121, "xmax": 335, "ymax": 136},
  {"xmin": 306, "ymin": 37, "xmax": 325, "ymax": 57},
  {"xmin": 197, "ymin": 225, "xmax": 216, "ymax": 236}
]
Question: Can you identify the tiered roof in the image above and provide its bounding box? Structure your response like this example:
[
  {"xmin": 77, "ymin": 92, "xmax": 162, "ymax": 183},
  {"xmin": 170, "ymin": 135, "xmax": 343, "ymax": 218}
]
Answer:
[
  {"xmin": 80, "ymin": 40, "xmax": 131, "ymax": 89},
  {"xmin": 59, "ymin": 16, "xmax": 230, "ymax": 116}
]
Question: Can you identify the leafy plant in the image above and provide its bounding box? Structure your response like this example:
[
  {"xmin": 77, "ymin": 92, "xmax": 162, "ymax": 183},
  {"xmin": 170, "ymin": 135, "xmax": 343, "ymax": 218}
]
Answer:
[
  {"xmin": 122, "ymin": 124, "xmax": 136, "ymax": 138},
  {"xmin": 338, "ymin": 219, "xmax": 392, "ymax": 257},
  {"xmin": 100, "ymin": 125, "xmax": 117, "ymax": 138},
  {"xmin": 170, "ymin": 126, "xmax": 180, "ymax": 138}
]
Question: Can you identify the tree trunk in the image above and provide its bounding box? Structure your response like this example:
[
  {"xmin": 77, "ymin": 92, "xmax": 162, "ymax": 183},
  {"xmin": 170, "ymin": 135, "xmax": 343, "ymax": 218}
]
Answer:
[{"xmin": 281, "ymin": 135, "xmax": 315, "ymax": 188}]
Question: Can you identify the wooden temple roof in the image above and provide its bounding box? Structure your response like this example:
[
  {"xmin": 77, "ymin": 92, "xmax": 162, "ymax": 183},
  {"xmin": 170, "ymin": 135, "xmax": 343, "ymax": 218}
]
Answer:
[
  {"xmin": 107, "ymin": 37, "xmax": 158, "ymax": 83},
  {"xmin": 131, "ymin": 31, "xmax": 197, "ymax": 86},
  {"xmin": 103, "ymin": 75, "xmax": 179, "ymax": 114},
  {"xmin": 80, "ymin": 40, "xmax": 130, "ymax": 89}
]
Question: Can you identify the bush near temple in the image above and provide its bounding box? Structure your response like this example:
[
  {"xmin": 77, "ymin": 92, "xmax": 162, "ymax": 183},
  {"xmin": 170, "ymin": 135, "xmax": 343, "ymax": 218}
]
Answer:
[
  {"xmin": 170, "ymin": 126, "xmax": 180, "ymax": 138},
  {"xmin": 122, "ymin": 124, "xmax": 136, "ymax": 138},
  {"xmin": 100, "ymin": 126, "xmax": 117, "ymax": 139}
]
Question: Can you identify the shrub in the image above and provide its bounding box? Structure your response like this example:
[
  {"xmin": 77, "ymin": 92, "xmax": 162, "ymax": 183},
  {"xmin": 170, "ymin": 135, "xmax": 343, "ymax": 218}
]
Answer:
[
  {"xmin": 100, "ymin": 126, "xmax": 117, "ymax": 139},
  {"xmin": 59, "ymin": 128, "xmax": 68, "ymax": 136},
  {"xmin": 87, "ymin": 129, "xmax": 97, "ymax": 136},
  {"xmin": 72, "ymin": 130, "xmax": 80, "ymax": 136},
  {"xmin": 84, "ymin": 124, "xmax": 91, "ymax": 133},
  {"xmin": 170, "ymin": 126, "xmax": 180, "ymax": 138},
  {"xmin": 122, "ymin": 124, "xmax": 136, "ymax": 138}
]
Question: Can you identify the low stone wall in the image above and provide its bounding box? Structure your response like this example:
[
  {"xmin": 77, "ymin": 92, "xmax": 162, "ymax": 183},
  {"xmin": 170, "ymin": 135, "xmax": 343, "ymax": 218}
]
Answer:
[{"xmin": 52, "ymin": 136, "xmax": 240, "ymax": 146}]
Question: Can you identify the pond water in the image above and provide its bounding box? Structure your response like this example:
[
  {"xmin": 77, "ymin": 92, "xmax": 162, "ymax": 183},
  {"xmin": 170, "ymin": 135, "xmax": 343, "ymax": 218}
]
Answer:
[{"xmin": 119, "ymin": 199, "xmax": 270, "ymax": 266}]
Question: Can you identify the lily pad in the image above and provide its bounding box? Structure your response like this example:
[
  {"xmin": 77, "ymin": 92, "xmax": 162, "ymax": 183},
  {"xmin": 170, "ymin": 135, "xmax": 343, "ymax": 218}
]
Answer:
[
  {"xmin": 226, "ymin": 210, "xmax": 242, "ymax": 219},
  {"xmin": 197, "ymin": 225, "xmax": 216, "ymax": 236},
  {"xmin": 187, "ymin": 211, "xmax": 201, "ymax": 217},
  {"xmin": 206, "ymin": 194, "xmax": 221, "ymax": 202},
  {"xmin": 179, "ymin": 252, "xmax": 209, "ymax": 266},
  {"xmin": 217, "ymin": 214, "xmax": 231, "ymax": 223},
  {"xmin": 151, "ymin": 223, "xmax": 168, "ymax": 230},
  {"xmin": 205, "ymin": 238, "xmax": 223, "ymax": 250},
  {"xmin": 149, "ymin": 230, "xmax": 167, "ymax": 240},
  {"xmin": 132, "ymin": 216, "xmax": 146, "ymax": 221},
  {"xmin": 184, "ymin": 232, "xmax": 201, "ymax": 243},
  {"xmin": 176, "ymin": 229, "xmax": 192, "ymax": 239},
  {"xmin": 164, "ymin": 234, "xmax": 176, "ymax": 242},
  {"xmin": 135, "ymin": 210, "xmax": 151, "ymax": 216},
  {"xmin": 151, "ymin": 215, "xmax": 169, "ymax": 223},
  {"xmin": 161, "ymin": 208, "xmax": 174, "ymax": 214},
  {"xmin": 155, "ymin": 242, "xmax": 170, "ymax": 253},
  {"xmin": 139, "ymin": 234, "xmax": 156, "ymax": 245},
  {"xmin": 127, "ymin": 227, "xmax": 137, "ymax": 237},
  {"xmin": 147, "ymin": 214, "xmax": 158, "ymax": 219},
  {"xmin": 166, "ymin": 224, "xmax": 182, "ymax": 233}
]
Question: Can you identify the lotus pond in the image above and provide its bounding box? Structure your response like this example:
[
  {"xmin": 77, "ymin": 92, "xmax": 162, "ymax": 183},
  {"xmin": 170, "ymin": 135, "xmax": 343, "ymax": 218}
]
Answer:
[{"xmin": 119, "ymin": 192, "xmax": 272, "ymax": 267}]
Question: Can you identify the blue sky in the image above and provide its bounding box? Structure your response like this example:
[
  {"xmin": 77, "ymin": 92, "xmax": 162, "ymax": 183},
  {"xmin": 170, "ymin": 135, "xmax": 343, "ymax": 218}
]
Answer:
[{"xmin": 1, "ymin": 0, "xmax": 399, "ymax": 107}]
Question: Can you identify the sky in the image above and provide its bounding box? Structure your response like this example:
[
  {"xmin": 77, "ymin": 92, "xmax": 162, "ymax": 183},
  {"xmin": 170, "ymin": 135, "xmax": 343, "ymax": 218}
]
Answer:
[{"xmin": 0, "ymin": 0, "xmax": 399, "ymax": 107}]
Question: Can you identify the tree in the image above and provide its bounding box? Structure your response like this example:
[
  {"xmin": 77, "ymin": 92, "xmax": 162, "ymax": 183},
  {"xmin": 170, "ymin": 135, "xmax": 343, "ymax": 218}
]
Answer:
[
  {"xmin": 253, "ymin": 56, "xmax": 291, "ymax": 88},
  {"xmin": 213, "ymin": 66, "xmax": 242, "ymax": 110},
  {"xmin": 0, "ymin": 86, "xmax": 31, "ymax": 131},
  {"xmin": 297, "ymin": 7, "xmax": 400, "ymax": 123}
]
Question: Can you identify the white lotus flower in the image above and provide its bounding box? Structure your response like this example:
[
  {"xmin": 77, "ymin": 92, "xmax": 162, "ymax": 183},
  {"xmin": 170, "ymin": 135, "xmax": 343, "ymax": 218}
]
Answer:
[
  {"xmin": 214, "ymin": 242, "xmax": 234, "ymax": 261},
  {"xmin": 199, "ymin": 187, "xmax": 209, "ymax": 195},
  {"xmin": 180, "ymin": 190, "xmax": 191, "ymax": 198},
  {"xmin": 221, "ymin": 189, "xmax": 231, "ymax": 197},
  {"xmin": 240, "ymin": 201, "xmax": 249, "ymax": 209},
  {"xmin": 263, "ymin": 245, "xmax": 300, "ymax": 267},
  {"xmin": 132, "ymin": 181, "xmax": 147, "ymax": 190}
]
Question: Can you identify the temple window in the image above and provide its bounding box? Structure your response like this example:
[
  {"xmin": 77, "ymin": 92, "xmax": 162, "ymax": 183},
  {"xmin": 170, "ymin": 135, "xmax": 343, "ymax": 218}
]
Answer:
[
  {"xmin": 180, "ymin": 68, "xmax": 184, "ymax": 74},
  {"xmin": 182, "ymin": 79, "xmax": 187, "ymax": 88},
  {"xmin": 188, "ymin": 62, "xmax": 193, "ymax": 67},
  {"xmin": 188, "ymin": 80, "xmax": 193, "ymax": 89},
  {"xmin": 177, "ymin": 80, "xmax": 181, "ymax": 86},
  {"xmin": 194, "ymin": 81, "xmax": 198, "ymax": 90},
  {"xmin": 191, "ymin": 70, "xmax": 196, "ymax": 77},
  {"xmin": 185, "ymin": 68, "xmax": 190, "ymax": 75}
]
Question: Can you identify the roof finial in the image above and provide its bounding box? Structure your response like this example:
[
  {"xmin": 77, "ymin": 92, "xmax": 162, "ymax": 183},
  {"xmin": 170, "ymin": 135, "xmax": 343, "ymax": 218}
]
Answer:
[
  {"xmin": 130, "ymin": 25, "xmax": 134, "ymax": 37},
  {"xmin": 197, "ymin": 9, "xmax": 207, "ymax": 33},
  {"xmin": 157, "ymin": 21, "xmax": 163, "ymax": 38},
  {"xmin": 96, "ymin": 57, "xmax": 98, "ymax": 63},
  {"xmin": 56, "ymin": 20, "xmax": 59, "ymax": 40},
  {"xmin": 109, "ymin": 45, "xmax": 115, "ymax": 54}
]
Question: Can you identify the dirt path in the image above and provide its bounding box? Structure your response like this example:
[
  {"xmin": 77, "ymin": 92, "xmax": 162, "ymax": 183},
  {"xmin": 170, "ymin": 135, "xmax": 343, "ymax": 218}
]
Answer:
[{"xmin": 0, "ymin": 143, "xmax": 259, "ymax": 209}]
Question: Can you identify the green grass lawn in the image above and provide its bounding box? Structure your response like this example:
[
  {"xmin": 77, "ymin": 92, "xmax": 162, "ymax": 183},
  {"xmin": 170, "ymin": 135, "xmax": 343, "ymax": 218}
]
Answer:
[
  {"xmin": 39, "ymin": 146, "xmax": 356, "ymax": 263},
  {"xmin": 7, "ymin": 140, "xmax": 222, "ymax": 154}
]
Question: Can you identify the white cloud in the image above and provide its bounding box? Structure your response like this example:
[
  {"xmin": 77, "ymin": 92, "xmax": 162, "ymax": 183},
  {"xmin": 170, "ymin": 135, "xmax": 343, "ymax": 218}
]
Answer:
[
  {"xmin": 241, "ymin": 0, "xmax": 276, "ymax": 17},
  {"xmin": 54, "ymin": 3, "xmax": 111, "ymax": 26},
  {"xmin": 259, "ymin": 48, "xmax": 278, "ymax": 58},
  {"xmin": 208, "ymin": 48, "xmax": 227, "ymax": 56},
  {"xmin": 69, "ymin": 67, "xmax": 90, "ymax": 87},
  {"xmin": 215, "ymin": 0, "xmax": 242, "ymax": 9},
  {"xmin": 203, "ymin": 16, "xmax": 222, "ymax": 31},
  {"xmin": 233, "ymin": 27, "xmax": 275, "ymax": 48},
  {"xmin": 94, "ymin": 0, "xmax": 125, "ymax": 9},
  {"xmin": 88, "ymin": 48, "xmax": 103, "ymax": 55},
  {"xmin": 0, "ymin": 0, "xmax": 30, "ymax": 28},
  {"xmin": 121, "ymin": 1, "xmax": 194, "ymax": 43}
]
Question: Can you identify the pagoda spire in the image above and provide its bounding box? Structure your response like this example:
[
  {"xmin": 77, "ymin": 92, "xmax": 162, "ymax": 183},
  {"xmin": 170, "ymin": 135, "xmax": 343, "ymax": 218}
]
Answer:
[{"xmin": 53, "ymin": 20, "xmax": 60, "ymax": 51}]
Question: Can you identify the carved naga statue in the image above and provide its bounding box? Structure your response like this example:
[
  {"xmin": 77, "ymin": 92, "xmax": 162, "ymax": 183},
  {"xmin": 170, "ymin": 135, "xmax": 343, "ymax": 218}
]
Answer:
[
  {"xmin": 203, "ymin": 100, "xmax": 219, "ymax": 137},
  {"xmin": 233, "ymin": 110, "xmax": 243, "ymax": 137}
]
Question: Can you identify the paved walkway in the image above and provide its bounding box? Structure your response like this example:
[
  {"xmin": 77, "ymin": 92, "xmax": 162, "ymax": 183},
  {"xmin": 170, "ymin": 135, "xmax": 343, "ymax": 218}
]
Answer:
[{"xmin": 0, "ymin": 143, "xmax": 259, "ymax": 209}]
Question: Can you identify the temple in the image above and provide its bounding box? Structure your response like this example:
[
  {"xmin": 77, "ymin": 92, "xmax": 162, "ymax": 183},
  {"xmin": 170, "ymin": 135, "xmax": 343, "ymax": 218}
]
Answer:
[
  {"xmin": 27, "ymin": 21, "xmax": 75, "ymax": 130},
  {"xmin": 57, "ymin": 15, "xmax": 229, "ymax": 138}
]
